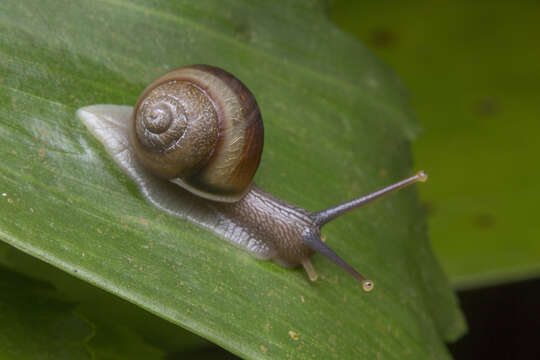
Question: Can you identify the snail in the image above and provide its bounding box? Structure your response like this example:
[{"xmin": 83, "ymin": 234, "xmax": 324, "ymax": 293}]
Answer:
[{"xmin": 77, "ymin": 65, "xmax": 427, "ymax": 292}]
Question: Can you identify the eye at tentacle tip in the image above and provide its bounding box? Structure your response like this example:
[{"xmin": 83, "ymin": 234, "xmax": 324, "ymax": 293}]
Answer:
[
  {"xmin": 416, "ymin": 170, "xmax": 428, "ymax": 182},
  {"xmin": 362, "ymin": 280, "xmax": 374, "ymax": 292}
]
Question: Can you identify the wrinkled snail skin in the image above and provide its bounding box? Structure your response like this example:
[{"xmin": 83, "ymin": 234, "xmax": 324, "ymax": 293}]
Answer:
[
  {"xmin": 213, "ymin": 185, "xmax": 316, "ymax": 268},
  {"xmin": 78, "ymin": 64, "xmax": 427, "ymax": 292}
]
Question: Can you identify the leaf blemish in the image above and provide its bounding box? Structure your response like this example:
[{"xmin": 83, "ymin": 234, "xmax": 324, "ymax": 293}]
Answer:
[{"xmin": 288, "ymin": 330, "xmax": 299, "ymax": 340}]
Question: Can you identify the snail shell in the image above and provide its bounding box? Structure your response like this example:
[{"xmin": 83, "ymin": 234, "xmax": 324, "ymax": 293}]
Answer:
[{"xmin": 131, "ymin": 65, "xmax": 264, "ymax": 202}]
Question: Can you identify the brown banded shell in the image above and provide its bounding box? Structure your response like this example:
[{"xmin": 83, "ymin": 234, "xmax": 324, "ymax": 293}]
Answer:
[{"xmin": 130, "ymin": 65, "xmax": 264, "ymax": 202}]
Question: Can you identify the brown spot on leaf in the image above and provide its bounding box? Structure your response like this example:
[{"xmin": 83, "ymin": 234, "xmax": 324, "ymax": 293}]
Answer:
[
  {"xmin": 421, "ymin": 201, "xmax": 436, "ymax": 217},
  {"xmin": 369, "ymin": 28, "xmax": 397, "ymax": 48},
  {"xmin": 474, "ymin": 96, "xmax": 500, "ymax": 116},
  {"xmin": 474, "ymin": 213, "xmax": 495, "ymax": 228},
  {"xmin": 288, "ymin": 330, "xmax": 299, "ymax": 340}
]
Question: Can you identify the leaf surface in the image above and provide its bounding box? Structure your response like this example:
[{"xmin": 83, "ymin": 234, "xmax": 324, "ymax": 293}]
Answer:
[
  {"xmin": 0, "ymin": 1, "xmax": 464, "ymax": 358},
  {"xmin": 0, "ymin": 265, "xmax": 92, "ymax": 360}
]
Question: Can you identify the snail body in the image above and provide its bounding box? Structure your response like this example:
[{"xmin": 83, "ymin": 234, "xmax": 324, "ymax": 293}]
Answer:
[{"xmin": 78, "ymin": 65, "xmax": 427, "ymax": 291}]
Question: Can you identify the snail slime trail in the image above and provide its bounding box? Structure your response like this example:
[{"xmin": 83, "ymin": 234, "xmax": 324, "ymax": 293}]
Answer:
[{"xmin": 77, "ymin": 65, "xmax": 427, "ymax": 291}]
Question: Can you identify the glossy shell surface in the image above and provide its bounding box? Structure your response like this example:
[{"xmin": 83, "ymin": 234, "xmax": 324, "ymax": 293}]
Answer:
[{"xmin": 131, "ymin": 65, "xmax": 264, "ymax": 202}]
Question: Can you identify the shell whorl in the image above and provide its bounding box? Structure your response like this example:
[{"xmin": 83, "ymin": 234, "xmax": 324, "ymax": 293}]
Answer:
[
  {"xmin": 130, "ymin": 65, "xmax": 264, "ymax": 202},
  {"xmin": 135, "ymin": 90, "xmax": 187, "ymax": 151}
]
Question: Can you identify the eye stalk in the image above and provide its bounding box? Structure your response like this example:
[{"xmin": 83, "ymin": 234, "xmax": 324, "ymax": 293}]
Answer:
[
  {"xmin": 302, "ymin": 171, "xmax": 428, "ymax": 291},
  {"xmin": 313, "ymin": 171, "xmax": 428, "ymax": 226}
]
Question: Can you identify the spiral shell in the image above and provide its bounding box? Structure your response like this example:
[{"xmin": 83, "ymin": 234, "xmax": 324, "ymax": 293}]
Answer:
[{"xmin": 130, "ymin": 65, "xmax": 264, "ymax": 202}]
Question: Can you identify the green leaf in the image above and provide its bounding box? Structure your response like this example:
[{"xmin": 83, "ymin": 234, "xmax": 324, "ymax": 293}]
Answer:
[
  {"xmin": 0, "ymin": 265, "xmax": 92, "ymax": 360},
  {"xmin": 330, "ymin": 0, "xmax": 540, "ymax": 288},
  {"xmin": 0, "ymin": 241, "xmax": 208, "ymax": 357},
  {"xmin": 0, "ymin": 1, "xmax": 464, "ymax": 359},
  {"xmin": 88, "ymin": 323, "xmax": 164, "ymax": 360},
  {"xmin": 0, "ymin": 251, "xmax": 168, "ymax": 359}
]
